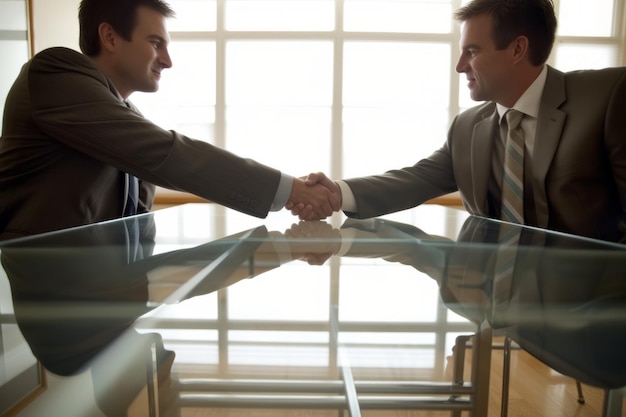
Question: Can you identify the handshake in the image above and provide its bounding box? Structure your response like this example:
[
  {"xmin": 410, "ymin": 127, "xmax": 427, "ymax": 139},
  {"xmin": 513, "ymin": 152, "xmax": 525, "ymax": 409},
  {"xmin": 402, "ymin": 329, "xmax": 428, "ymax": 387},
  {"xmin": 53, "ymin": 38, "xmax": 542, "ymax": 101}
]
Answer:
[{"xmin": 286, "ymin": 172, "xmax": 342, "ymax": 221}]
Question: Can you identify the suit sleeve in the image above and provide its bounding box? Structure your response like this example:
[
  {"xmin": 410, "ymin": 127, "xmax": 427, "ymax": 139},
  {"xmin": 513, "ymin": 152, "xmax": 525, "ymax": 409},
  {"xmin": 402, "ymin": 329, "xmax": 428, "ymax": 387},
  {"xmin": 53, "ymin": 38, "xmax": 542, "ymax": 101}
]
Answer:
[
  {"xmin": 27, "ymin": 48, "xmax": 281, "ymax": 218},
  {"xmin": 342, "ymin": 139, "xmax": 458, "ymax": 219}
]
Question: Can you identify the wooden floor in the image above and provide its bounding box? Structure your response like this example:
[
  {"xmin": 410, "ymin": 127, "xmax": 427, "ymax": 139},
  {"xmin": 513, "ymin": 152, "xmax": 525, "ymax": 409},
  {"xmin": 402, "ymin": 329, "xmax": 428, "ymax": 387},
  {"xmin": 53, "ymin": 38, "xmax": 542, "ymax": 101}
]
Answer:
[{"xmin": 176, "ymin": 341, "xmax": 624, "ymax": 417}]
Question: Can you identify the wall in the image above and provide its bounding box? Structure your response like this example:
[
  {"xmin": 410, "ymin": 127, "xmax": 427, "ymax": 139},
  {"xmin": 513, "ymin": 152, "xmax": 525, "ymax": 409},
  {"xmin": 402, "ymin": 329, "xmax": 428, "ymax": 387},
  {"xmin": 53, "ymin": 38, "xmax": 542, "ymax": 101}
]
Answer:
[{"xmin": 31, "ymin": 0, "xmax": 80, "ymax": 53}]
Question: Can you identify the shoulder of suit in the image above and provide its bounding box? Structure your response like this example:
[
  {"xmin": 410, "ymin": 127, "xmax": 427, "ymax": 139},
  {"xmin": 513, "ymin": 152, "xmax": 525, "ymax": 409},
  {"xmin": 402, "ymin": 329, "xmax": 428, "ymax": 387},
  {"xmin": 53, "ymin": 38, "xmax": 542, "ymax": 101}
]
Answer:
[
  {"xmin": 563, "ymin": 65, "xmax": 626, "ymax": 81},
  {"xmin": 32, "ymin": 47, "xmax": 91, "ymax": 65},
  {"xmin": 29, "ymin": 47, "xmax": 109, "ymax": 85},
  {"xmin": 31, "ymin": 47, "xmax": 102, "ymax": 76}
]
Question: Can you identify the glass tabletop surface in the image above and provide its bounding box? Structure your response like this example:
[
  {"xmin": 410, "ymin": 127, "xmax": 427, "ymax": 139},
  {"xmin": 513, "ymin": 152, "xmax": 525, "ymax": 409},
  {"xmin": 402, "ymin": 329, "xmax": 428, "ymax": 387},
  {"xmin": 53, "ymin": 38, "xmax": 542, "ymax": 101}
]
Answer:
[{"xmin": 1, "ymin": 204, "xmax": 624, "ymax": 416}]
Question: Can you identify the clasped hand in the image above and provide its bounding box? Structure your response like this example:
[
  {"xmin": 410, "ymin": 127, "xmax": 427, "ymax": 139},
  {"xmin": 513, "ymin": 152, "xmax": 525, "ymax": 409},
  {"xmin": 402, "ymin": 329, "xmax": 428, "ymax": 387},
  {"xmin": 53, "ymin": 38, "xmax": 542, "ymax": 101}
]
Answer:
[{"xmin": 286, "ymin": 172, "xmax": 341, "ymax": 221}]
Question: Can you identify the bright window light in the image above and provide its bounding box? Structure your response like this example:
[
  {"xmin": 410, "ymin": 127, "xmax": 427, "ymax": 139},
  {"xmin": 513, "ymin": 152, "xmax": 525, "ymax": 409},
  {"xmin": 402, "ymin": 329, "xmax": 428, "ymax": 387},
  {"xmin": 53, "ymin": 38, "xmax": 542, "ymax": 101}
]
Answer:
[
  {"xmin": 343, "ymin": 42, "xmax": 451, "ymax": 176},
  {"xmin": 344, "ymin": 0, "xmax": 453, "ymax": 33},
  {"xmin": 555, "ymin": 43, "xmax": 619, "ymax": 71},
  {"xmin": 226, "ymin": 0, "xmax": 335, "ymax": 31},
  {"xmin": 558, "ymin": 0, "xmax": 615, "ymax": 37},
  {"xmin": 166, "ymin": 0, "xmax": 217, "ymax": 31}
]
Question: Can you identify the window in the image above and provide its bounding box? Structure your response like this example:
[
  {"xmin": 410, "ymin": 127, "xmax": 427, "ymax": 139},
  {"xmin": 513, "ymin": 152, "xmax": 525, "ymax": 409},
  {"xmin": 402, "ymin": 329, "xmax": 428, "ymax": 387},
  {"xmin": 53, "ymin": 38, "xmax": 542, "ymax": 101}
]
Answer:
[
  {"xmin": 554, "ymin": 0, "xmax": 623, "ymax": 70},
  {"xmin": 128, "ymin": 0, "xmax": 625, "ymax": 378},
  {"xmin": 131, "ymin": 0, "xmax": 625, "ymax": 185},
  {"xmin": 0, "ymin": 0, "xmax": 31, "ymax": 132}
]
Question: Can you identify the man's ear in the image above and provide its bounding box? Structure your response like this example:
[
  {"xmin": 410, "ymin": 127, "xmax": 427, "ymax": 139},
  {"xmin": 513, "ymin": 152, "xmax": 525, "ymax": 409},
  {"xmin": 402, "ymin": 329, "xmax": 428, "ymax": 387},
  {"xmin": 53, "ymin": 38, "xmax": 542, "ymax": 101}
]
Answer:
[
  {"xmin": 511, "ymin": 35, "xmax": 530, "ymax": 64},
  {"xmin": 98, "ymin": 22, "xmax": 119, "ymax": 53}
]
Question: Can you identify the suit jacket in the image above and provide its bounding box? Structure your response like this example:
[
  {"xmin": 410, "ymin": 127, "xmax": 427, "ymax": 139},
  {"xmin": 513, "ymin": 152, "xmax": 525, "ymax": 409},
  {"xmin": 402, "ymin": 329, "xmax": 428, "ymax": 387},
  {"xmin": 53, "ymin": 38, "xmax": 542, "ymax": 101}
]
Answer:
[
  {"xmin": 0, "ymin": 47, "xmax": 281, "ymax": 240},
  {"xmin": 344, "ymin": 66, "xmax": 626, "ymax": 242}
]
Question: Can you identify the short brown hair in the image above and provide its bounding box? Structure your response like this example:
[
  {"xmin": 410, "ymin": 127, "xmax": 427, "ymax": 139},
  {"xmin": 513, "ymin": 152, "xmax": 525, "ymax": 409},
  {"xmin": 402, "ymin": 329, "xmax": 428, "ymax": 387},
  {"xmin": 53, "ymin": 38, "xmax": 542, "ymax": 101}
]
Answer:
[
  {"xmin": 454, "ymin": 0, "xmax": 557, "ymax": 66},
  {"xmin": 79, "ymin": 0, "xmax": 175, "ymax": 57}
]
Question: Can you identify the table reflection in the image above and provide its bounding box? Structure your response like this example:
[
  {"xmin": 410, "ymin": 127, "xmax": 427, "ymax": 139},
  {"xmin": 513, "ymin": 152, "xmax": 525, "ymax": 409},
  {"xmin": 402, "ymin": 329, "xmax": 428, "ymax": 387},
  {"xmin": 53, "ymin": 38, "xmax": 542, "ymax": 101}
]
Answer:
[
  {"xmin": 0, "ymin": 214, "xmax": 271, "ymax": 416},
  {"xmin": 1, "ymin": 205, "xmax": 625, "ymax": 416},
  {"xmin": 289, "ymin": 215, "xmax": 626, "ymax": 391}
]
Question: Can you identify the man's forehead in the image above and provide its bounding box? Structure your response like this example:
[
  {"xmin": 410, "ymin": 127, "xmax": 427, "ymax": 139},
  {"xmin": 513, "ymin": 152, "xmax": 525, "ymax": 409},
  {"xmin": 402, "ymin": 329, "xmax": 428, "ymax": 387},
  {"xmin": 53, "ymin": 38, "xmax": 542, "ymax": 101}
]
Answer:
[
  {"xmin": 459, "ymin": 15, "xmax": 494, "ymax": 45},
  {"xmin": 133, "ymin": 6, "xmax": 170, "ymax": 38}
]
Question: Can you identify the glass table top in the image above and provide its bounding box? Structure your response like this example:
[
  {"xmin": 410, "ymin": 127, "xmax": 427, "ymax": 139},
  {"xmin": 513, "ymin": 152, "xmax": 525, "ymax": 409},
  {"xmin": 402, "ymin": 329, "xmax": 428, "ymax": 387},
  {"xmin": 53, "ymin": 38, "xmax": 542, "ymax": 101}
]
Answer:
[{"xmin": 1, "ymin": 204, "xmax": 624, "ymax": 416}]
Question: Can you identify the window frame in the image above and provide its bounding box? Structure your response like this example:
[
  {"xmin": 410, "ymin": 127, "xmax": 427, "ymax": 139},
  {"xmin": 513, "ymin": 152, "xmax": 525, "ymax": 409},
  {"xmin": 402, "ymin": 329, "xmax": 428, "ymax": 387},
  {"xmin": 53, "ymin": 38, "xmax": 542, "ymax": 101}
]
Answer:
[{"xmin": 153, "ymin": 0, "xmax": 626, "ymax": 206}]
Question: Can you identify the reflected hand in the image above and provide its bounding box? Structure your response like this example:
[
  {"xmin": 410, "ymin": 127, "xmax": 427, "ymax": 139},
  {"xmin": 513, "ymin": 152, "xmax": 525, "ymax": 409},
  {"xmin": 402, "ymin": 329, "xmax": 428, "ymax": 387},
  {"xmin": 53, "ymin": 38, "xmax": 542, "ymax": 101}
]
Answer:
[{"xmin": 284, "ymin": 220, "xmax": 341, "ymax": 265}]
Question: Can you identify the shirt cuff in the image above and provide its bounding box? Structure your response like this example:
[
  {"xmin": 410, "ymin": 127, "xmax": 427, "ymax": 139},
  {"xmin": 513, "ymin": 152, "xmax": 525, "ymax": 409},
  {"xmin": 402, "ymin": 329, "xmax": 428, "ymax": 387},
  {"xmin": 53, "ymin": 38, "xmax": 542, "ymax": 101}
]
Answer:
[
  {"xmin": 270, "ymin": 173, "xmax": 294, "ymax": 211},
  {"xmin": 337, "ymin": 180, "xmax": 357, "ymax": 212}
]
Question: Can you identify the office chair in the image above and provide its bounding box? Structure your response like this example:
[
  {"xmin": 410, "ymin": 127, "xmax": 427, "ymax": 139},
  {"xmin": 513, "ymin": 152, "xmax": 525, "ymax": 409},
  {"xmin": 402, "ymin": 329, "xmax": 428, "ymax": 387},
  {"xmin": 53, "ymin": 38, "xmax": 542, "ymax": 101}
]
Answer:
[{"xmin": 452, "ymin": 334, "xmax": 585, "ymax": 417}]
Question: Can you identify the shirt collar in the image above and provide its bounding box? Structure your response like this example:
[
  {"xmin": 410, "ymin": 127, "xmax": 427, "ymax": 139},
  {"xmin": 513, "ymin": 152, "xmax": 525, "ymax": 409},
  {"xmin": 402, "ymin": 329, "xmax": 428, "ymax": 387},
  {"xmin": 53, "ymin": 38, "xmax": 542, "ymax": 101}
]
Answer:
[{"xmin": 496, "ymin": 65, "xmax": 548, "ymax": 121}]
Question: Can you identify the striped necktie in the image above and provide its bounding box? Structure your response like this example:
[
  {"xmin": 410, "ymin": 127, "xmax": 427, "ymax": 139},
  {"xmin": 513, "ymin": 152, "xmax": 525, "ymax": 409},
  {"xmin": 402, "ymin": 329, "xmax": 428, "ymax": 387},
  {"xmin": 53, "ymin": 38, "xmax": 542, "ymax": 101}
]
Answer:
[{"xmin": 500, "ymin": 109, "xmax": 525, "ymax": 224}]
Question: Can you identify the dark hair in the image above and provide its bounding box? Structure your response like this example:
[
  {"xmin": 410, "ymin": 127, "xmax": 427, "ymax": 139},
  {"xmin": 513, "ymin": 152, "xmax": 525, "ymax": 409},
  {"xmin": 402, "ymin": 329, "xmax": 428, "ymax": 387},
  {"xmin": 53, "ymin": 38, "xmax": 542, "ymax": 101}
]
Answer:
[
  {"xmin": 79, "ymin": 0, "xmax": 175, "ymax": 56},
  {"xmin": 454, "ymin": 0, "xmax": 557, "ymax": 66}
]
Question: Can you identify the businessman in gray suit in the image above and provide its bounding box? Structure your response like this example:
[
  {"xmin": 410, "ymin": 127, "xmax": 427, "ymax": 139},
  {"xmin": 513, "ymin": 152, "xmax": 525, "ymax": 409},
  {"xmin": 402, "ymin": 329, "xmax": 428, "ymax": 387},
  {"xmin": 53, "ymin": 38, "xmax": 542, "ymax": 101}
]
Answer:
[
  {"xmin": 0, "ymin": 0, "xmax": 340, "ymax": 241},
  {"xmin": 291, "ymin": 0, "xmax": 626, "ymax": 243}
]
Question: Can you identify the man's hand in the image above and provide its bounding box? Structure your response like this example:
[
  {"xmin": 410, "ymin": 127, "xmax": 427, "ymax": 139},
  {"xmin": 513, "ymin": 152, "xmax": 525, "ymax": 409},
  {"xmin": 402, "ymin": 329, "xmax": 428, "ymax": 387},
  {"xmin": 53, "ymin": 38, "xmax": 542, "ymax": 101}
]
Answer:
[{"xmin": 286, "ymin": 173, "xmax": 342, "ymax": 220}]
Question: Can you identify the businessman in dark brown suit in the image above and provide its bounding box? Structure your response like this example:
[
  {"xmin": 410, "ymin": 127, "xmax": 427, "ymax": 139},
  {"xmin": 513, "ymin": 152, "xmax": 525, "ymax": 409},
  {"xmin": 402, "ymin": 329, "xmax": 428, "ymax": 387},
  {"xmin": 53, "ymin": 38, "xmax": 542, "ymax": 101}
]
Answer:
[
  {"xmin": 0, "ymin": 0, "xmax": 340, "ymax": 240},
  {"xmin": 291, "ymin": 0, "xmax": 626, "ymax": 243}
]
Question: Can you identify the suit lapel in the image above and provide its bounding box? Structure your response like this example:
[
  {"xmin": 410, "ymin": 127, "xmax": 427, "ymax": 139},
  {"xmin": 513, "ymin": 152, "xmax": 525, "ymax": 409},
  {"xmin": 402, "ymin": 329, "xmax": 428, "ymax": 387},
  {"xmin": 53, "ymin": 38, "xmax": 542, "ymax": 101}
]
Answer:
[
  {"xmin": 532, "ymin": 67, "xmax": 567, "ymax": 228},
  {"xmin": 470, "ymin": 108, "xmax": 499, "ymax": 216}
]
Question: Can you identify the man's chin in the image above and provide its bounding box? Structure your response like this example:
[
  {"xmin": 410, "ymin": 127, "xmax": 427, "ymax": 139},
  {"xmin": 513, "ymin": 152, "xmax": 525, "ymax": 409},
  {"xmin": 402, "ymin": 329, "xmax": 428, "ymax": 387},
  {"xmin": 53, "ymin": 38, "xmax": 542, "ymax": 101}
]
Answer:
[
  {"xmin": 468, "ymin": 90, "xmax": 483, "ymax": 102},
  {"xmin": 138, "ymin": 84, "xmax": 160, "ymax": 94}
]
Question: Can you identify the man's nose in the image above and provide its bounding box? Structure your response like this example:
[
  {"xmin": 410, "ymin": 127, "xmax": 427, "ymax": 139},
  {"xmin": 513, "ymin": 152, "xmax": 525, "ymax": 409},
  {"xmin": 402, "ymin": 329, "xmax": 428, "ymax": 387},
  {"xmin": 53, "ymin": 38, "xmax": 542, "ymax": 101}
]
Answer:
[
  {"xmin": 160, "ymin": 48, "xmax": 173, "ymax": 69},
  {"xmin": 455, "ymin": 56, "xmax": 467, "ymax": 74}
]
